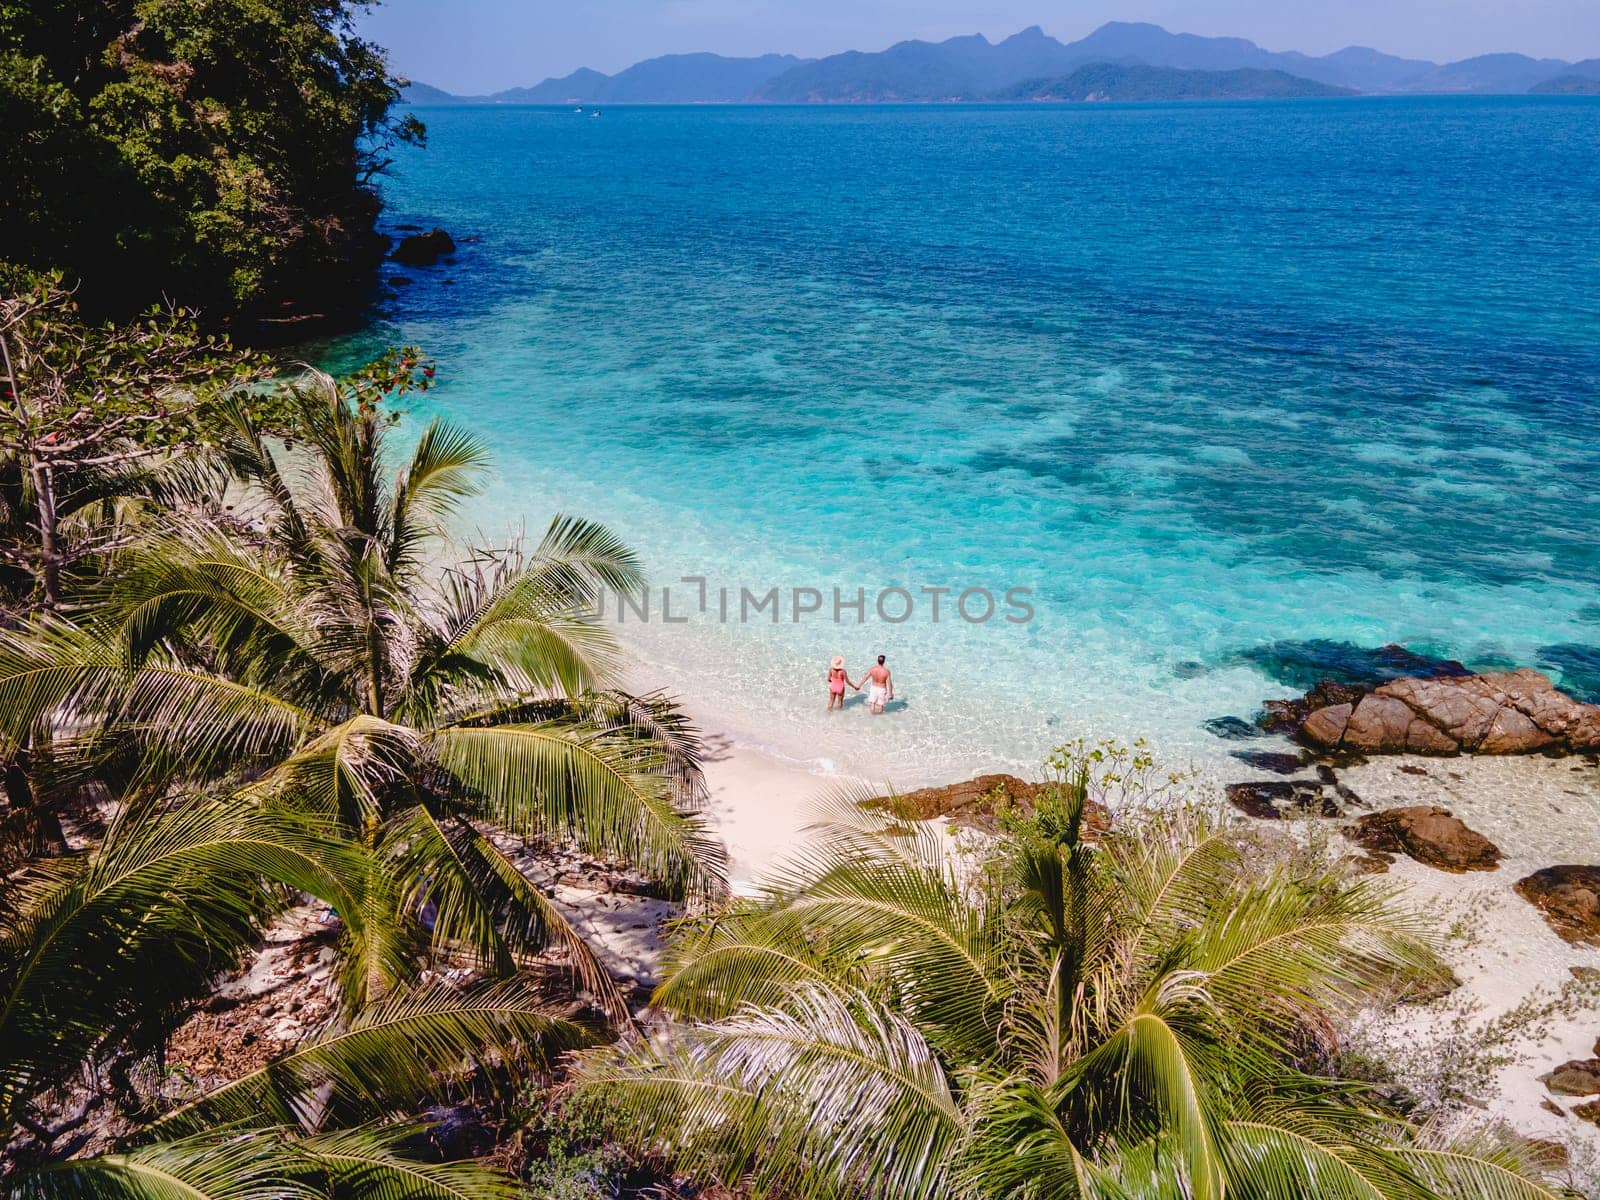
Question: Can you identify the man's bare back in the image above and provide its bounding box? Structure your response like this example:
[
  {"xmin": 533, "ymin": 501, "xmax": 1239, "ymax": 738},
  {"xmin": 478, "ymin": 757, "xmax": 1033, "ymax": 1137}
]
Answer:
[{"xmin": 863, "ymin": 655, "xmax": 892, "ymax": 714}]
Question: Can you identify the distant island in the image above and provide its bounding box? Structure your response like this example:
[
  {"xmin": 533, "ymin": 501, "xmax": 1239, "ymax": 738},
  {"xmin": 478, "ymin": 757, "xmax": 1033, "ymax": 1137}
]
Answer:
[
  {"xmin": 403, "ymin": 21, "xmax": 1600, "ymax": 105},
  {"xmin": 997, "ymin": 64, "xmax": 1352, "ymax": 102}
]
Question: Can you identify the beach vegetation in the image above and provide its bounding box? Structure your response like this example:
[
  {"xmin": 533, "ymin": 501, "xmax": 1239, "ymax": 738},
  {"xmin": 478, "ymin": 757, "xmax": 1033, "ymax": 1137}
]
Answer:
[{"xmin": 577, "ymin": 748, "xmax": 1572, "ymax": 1199}]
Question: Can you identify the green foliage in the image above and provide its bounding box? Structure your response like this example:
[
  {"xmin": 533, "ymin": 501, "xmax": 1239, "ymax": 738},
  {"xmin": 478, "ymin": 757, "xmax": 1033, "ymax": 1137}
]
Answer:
[
  {"xmin": 0, "ymin": 0, "xmax": 421, "ymax": 323},
  {"xmin": 0, "ymin": 267, "xmax": 274, "ymax": 611},
  {"xmin": 577, "ymin": 760, "xmax": 1573, "ymax": 1200}
]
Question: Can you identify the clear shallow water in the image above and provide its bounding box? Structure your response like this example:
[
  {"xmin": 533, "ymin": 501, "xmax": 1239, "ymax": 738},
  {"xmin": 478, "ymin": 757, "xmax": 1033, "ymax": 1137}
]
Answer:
[{"xmin": 327, "ymin": 98, "xmax": 1600, "ymax": 784}]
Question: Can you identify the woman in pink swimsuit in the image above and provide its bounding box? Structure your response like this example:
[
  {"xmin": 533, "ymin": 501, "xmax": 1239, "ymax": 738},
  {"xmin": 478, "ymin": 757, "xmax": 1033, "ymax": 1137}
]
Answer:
[{"xmin": 826, "ymin": 655, "xmax": 858, "ymax": 711}]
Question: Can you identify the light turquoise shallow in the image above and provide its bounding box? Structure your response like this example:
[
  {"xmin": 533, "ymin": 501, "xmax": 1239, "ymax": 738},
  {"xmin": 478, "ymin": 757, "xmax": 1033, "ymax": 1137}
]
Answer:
[{"xmin": 326, "ymin": 97, "xmax": 1600, "ymax": 782}]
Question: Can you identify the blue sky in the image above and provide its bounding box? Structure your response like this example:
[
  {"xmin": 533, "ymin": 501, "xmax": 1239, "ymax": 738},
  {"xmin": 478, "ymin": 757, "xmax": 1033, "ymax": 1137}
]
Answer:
[{"xmin": 359, "ymin": 0, "xmax": 1600, "ymax": 94}]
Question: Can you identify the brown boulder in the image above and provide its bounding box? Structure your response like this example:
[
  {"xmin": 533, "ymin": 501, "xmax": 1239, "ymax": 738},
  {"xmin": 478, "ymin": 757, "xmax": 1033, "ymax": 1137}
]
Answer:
[
  {"xmin": 1575, "ymin": 1099, "xmax": 1600, "ymax": 1127},
  {"xmin": 1515, "ymin": 866, "xmax": 1600, "ymax": 947},
  {"xmin": 1290, "ymin": 668, "xmax": 1600, "ymax": 757},
  {"xmin": 874, "ymin": 774, "xmax": 1109, "ymax": 836},
  {"xmin": 1348, "ymin": 806, "xmax": 1500, "ymax": 872},
  {"xmin": 1544, "ymin": 1059, "xmax": 1600, "ymax": 1097},
  {"xmin": 1300, "ymin": 703, "xmax": 1352, "ymax": 748}
]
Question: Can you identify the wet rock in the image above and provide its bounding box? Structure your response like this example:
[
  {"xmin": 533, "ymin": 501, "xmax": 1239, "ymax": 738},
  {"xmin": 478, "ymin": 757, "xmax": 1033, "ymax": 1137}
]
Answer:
[
  {"xmin": 1204, "ymin": 715, "xmax": 1265, "ymax": 741},
  {"xmin": 1229, "ymin": 750, "xmax": 1312, "ymax": 775},
  {"xmin": 1347, "ymin": 806, "xmax": 1500, "ymax": 872},
  {"xmin": 1291, "ymin": 669, "xmax": 1600, "ymax": 756},
  {"xmin": 1515, "ymin": 866, "xmax": 1600, "ymax": 947},
  {"xmin": 1315, "ymin": 764, "xmax": 1363, "ymax": 807},
  {"xmin": 1225, "ymin": 780, "xmax": 1339, "ymax": 820},
  {"xmin": 1260, "ymin": 681, "xmax": 1367, "ymax": 734},
  {"xmin": 1544, "ymin": 1059, "xmax": 1600, "ymax": 1096},
  {"xmin": 392, "ymin": 227, "xmax": 456, "ymax": 266},
  {"xmin": 871, "ymin": 774, "xmax": 1109, "ymax": 836}
]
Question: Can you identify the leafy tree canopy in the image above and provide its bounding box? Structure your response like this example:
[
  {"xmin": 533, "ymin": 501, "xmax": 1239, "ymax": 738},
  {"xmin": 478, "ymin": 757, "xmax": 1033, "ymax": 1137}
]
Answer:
[{"xmin": 0, "ymin": 0, "xmax": 422, "ymax": 328}]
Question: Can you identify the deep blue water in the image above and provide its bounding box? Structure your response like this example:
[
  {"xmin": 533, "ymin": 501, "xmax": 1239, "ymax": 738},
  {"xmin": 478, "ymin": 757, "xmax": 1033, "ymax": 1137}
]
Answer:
[{"xmin": 331, "ymin": 98, "xmax": 1600, "ymax": 780}]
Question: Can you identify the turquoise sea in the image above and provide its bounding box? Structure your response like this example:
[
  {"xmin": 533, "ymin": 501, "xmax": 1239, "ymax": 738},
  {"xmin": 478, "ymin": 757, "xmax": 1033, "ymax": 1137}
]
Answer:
[{"xmin": 330, "ymin": 97, "xmax": 1600, "ymax": 784}]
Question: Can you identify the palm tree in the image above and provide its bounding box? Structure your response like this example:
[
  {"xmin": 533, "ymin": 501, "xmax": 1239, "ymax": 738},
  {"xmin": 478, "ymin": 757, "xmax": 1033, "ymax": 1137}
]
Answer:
[
  {"xmin": 578, "ymin": 771, "xmax": 1570, "ymax": 1200},
  {"xmin": 0, "ymin": 794, "xmax": 593, "ymax": 1199},
  {"xmin": 0, "ymin": 366, "xmax": 725, "ymax": 1020}
]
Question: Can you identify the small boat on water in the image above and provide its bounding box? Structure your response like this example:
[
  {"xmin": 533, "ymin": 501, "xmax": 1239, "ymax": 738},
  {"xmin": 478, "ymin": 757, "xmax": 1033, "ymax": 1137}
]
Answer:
[
  {"xmin": 591, "ymin": 108, "xmax": 602, "ymax": 117},
  {"xmin": 573, "ymin": 106, "xmax": 582, "ymax": 113}
]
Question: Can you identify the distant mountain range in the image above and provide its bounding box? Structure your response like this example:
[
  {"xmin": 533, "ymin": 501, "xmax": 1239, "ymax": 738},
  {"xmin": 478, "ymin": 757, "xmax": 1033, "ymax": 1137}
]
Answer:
[{"xmin": 403, "ymin": 22, "xmax": 1600, "ymax": 105}]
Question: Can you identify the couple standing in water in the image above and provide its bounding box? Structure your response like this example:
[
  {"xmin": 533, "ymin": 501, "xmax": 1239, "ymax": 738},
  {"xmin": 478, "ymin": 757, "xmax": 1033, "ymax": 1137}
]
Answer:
[{"xmin": 827, "ymin": 654, "xmax": 894, "ymax": 714}]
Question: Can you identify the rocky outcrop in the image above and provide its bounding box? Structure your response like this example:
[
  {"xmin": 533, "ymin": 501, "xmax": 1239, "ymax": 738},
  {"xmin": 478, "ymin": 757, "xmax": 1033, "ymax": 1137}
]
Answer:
[
  {"xmin": 1288, "ymin": 670, "xmax": 1600, "ymax": 756},
  {"xmin": 392, "ymin": 227, "xmax": 456, "ymax": 266},
  {"xmin": 873, "ymin": 773, "xmax": 1110, "ymax": 836},
  {"xmin": 1347, "ymin": 806, "xmax": 1501, "ymax": 872},
  {"xmin": 1515, "ymin": 866, "xmax": 1600, "ymax": 947}
]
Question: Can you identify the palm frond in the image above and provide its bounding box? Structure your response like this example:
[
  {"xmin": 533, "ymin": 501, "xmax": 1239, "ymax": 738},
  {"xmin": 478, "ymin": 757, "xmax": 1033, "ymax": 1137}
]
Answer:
[
  {"xmin": 387, "ymin": 420, "xmax": 489, "ymax": 573},
  {"xmin": 4, "ymin": 1129, "xmax": 321, "ymax": 1200},
  {"xmin": 385, "ymin": 803, "xmax": 632, "ymax": 1023},
  {"xmin": 429, "ymin": 721, "xmax": 726, "ymax": 897},
  {"xmin": 579, "ymin": 984, "xmax": 961, "ymax": 1200},
  {"xmin": 0, "ymin": 801, "xmax": 363, "ymax": 1120},
  {"xmin": 301, "ymin": 1124, "xmax": 526, "ymax": 1200},
  {"xmin": 148, "ymin": 979, "xmax": 592, "ymax": 1136},
  {"xmin": 530, "ymin": 513, "xmax": 645, "ymax": 601}
]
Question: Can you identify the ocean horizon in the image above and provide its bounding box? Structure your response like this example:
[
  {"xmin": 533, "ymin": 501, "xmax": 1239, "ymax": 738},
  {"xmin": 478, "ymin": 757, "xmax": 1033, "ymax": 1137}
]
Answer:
[{"xmin": 325, "ymin": 95, "xmax": 1600, "ymax": 785}]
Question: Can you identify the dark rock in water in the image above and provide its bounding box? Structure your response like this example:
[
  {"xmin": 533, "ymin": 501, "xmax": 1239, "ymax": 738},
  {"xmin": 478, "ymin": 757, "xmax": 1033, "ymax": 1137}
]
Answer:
[
  {"xmin": 1293, "ymin": 670, "xmax": 1600, "ymax": 756},
  {"xmin": 868, "ymin": 773, "xmax": 1110, "ymax": 837},
  {"xmin": 1537, "ymin": 644, "xmax": 1600, "ymax": 705},
  {"xmin": 392, "ymin": 227, "xmax": 456, "ymax": 266},
  {"xmin": 1516, "ymin": 866, "xmax": 1600, "ymax": 947},
  {"xmin": 1348, "ymin": 806, "xmax": 1500, "ymax": 872},
  {"xmin": 1316, "ymin": 763, "xmax": 1364, "ymax": 807},
  {"xmin": 1545, "ymin": 1059, "xmax": 1600, "ymax": 1097},
  {"xmin": 1204, "ymin": 715, "xmax": 1265, "ymax": 741},
  {"xmin": 1171, "ymin": 660, "xmax": 1207, "ymax": 679},
  {"xmin": 1233, "ymin": 639, "xmax": 1470, "ymax": 692},
  {"xmin": 1230, "ymin": 750, "xmax": 1312, "ymax": 775},
  {"xmin": 1225, "ymin": 780, "xmax": 1339, "ymax": 820}
]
